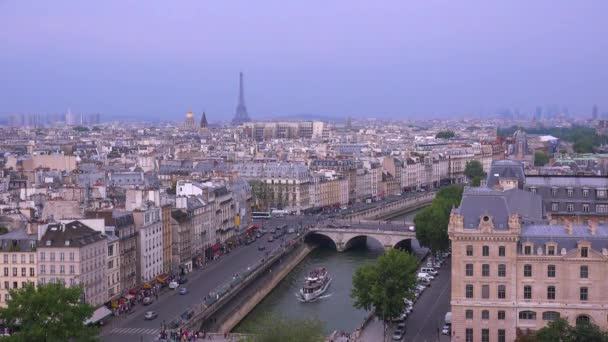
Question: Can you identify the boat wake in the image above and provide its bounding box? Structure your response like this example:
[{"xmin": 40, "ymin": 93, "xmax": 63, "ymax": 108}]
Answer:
[{"xmin": 295, "ymin": 292, "xmax": 333, "ymax": 302}]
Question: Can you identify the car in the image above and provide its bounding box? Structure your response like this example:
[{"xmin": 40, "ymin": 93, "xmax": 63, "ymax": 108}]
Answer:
[
  {"xmin": 143, "ymin": 296, "xmax": 153, "ymax": 305},
  {"xmin": 442, "ymin": 324, "xmax": 451, "ymax": 335},
  {"xmin": 144, "ymin": 311, "xmax": 158, "ymax": 320},
  {"xmin": 392, "ymin": 328, "xmax": 405, "ymax": 340},
  {"xmin": 178, "ymin": 277, "xmax": 188, "ymax": 284},
  {"xmin": 397, "ymin": 322, "xmax": 406, "ymax": 330},
  {"xmin": 268, "ymin": 236, "xmax": 274, "ymax": 242},
  {"xmin": 258, "ymin": 245, "xmax": 266, "ymax": 251},
  {"xmin": 179, "ymin": 287, "xmax": 188, "ymax": 295},
  {"xmin": 169, "ymin": 281, "xmax": 179, "ymax": 289},
  {"xmin": 287, "ymin": 228, "xmax": 295, "ymax": 234}
]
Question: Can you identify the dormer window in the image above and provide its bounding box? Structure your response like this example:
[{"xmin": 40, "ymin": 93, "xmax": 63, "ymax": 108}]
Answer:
[
  {"xmin": 45, "ymin": 240, "xmax": 51, "ymax": 246},
  {"xmin": 551, "ymin": 188, "xmax": 558, "ymax": 197},
  {"xmin": 547, "ymin": 245, "xmax": 555, "ymax": 256},
  {"xmin": 524, "ymin": 244, "xmax": 532, "ymax": 255},
  {"xmin": 582, "ymin": 189, "xmax": 589, "ymax": 197},
  {"xmin": 567, "ymin": 188, "xmax": 574, "ymax": 197},
  {"xmin": 581, "ymin": 247, "xmax": 589, "ymax": 258}
]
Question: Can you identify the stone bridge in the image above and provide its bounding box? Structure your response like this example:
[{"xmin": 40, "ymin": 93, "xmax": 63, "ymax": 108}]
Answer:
[
  {"xmin": 341, "ymin": 192, "xmax": 435, "ymax": 220},
  {"xmin": 307, "ymin": 220, "xmax": 417, "ymax": 252}
]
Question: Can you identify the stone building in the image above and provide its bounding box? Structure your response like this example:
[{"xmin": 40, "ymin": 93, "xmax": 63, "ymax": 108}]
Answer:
[
  {"xmin": 448, "ymin": 186, "xmax": 608, "ymax": 342},
  {"xmin": 0, "ymin": 229, "xmax": 37, "ymax": 307}
]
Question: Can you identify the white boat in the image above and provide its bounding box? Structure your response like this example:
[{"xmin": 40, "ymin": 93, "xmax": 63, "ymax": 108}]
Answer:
[{"xmin": 300, "ymin": 267, "xmax": 331, "ymax": 302}]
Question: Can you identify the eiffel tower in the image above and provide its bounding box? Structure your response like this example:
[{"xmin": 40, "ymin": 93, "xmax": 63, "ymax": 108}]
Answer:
[{"xmin": 232, "ymin": 72, "xmax": 251, "ymax": 125}]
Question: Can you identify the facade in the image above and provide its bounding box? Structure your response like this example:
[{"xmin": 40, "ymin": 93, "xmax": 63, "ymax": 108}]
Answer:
[
  {"xmin": 171, "ymin": 209, "xmax": 193, "ymax": 275},
  {"xmin": 133, "ymin": 207, "xmax": 163, "ymax": 283},
  {"xmin": 38, "ymin": 221, "xmax": 108, "ymax": 307},
  {"xmin": 0, "ymin": 229, "xmax": 37, "ymax": 307},
  {"xmin": 161, "ymin": 204, "xmax": 173, "ymax": 274},
  {"xmin": 449, "ymin": 186, "xmax": 608, "ymax": 342},
  {"xmin": 106, "ymin": 233, "xmax": 120, "ymax": 301}
]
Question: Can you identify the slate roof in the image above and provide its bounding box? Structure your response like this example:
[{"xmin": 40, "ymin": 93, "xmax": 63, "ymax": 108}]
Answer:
[
  {"xmin": 486, "ymin": 160, "xmax": 525, "ymax": 189},
  {"xmin": 39, "ymin": 221, "xmax": 105, "ymax": 248},
  {"xmin": 525, "ymin": 175, "xmax": 608, "ymax": 188},
  {"xmin": 521, "ymin": 224, "xmax": 608, "ymax": 253},
  {"xmin": 455, "ymin": 187, "xmax": 544, "ymax": 230}
]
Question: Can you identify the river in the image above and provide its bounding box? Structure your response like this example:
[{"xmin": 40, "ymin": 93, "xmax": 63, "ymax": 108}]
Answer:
[{"xmin": 235, "ymin": 207, "xmax": 427, "ymax": 334}]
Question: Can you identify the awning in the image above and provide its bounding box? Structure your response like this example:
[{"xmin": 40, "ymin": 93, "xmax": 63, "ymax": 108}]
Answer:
[{"xmin": 85, "ymin": 306, "xmax": 112, "ymax": 325}]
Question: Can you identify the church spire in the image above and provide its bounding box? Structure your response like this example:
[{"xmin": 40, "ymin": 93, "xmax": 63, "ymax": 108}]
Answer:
[{"xmin": 200, "ymin": 112, "xmax": 208, "ymax": 128}]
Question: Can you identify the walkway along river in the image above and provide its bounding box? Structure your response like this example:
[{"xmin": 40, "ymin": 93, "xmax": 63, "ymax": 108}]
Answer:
[{"xmin": 234, "ymin": 207, "xmax": 427, "ymax": 334}]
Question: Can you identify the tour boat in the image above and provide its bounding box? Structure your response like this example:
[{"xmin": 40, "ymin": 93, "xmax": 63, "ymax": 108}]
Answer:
[{"xmin": 300, "ymin": 267, "xmax": 331, "ymax": 302}]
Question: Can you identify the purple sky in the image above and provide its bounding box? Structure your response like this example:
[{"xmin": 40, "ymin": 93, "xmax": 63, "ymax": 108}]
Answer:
[{"xmin": 2, "ymin": 1, "xmax": 608, "ymax": 120}]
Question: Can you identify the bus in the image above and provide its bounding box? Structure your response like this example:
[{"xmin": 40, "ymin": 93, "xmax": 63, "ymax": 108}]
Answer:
[{"xmin": 252, "ymin": 211, "xmax": 272, "ymax": 219}]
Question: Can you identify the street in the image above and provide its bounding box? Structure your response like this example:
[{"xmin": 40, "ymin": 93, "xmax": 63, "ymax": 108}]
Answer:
[
  {"xmin": 101, "ymin": 216, "xmax": 309, "ymax": 342},
  {"xmin": 359, "ymin": 258, "xmax": 451, "ymax": 342}
]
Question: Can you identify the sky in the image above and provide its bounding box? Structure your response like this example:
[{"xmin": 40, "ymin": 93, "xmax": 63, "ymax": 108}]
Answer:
[{"xmin": 1, "ymin": 1, "xmax": 608, "ymax": 121}]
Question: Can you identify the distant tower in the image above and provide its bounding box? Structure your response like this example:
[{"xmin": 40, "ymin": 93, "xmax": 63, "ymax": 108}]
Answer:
[
  {"xmin": 200, "ymin": 112, "xmax": 208, "ymax": 129},
  {"xmin": 232, "ymin": 72, "xmax": 251, "ymax": 125},
  {"xmin": 346, "ymin": 116, "xmax": 352, "ymax": 130},
  {"xmin": 593, "ymin": 105, "xmax": 599, "ymax": 120},
  {"xmin": 184, "ymin": 110, "xmax": 196, "ymax": 130}
]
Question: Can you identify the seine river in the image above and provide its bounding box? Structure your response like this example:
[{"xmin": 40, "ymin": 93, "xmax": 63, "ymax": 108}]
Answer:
[{"xmin": 235, "ymin": 207, "xmax": 426, "ymax": 334}]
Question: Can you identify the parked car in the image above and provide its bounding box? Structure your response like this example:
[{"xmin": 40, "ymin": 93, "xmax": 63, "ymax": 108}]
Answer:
[
  {"xmin": 420, "ymin": 267, "xmax": 438, "ymax": 276},
  {"xmin": 144, "ymin": 311, "xmax": 158, "ymax": 320},
  {"xmin": 258, "ymin": 245, "xmax": 266, "ymax": 251},
  {"xmin": 287, "ymin": 228, "xmax": 295, "ymax": 234},
  {"xmin": 179, "ymin": 287, "xmax": 188, "ymax": 295},
  {"xmin": 268, "ymin": 236, "xmax": 274, "ymax": 242},
  {"xmin": 392, "ymin": 328, "xmax": 405, "ymax": 340},
  {"xmin": 442, "ymin": 324, "xmax": 451, "ymax": 335},
  {"xmin": 178, "ymin": 277, "xmax": 188, "ymax": 284},
  {"xmin": 169, "ymin": 281, "xmax": 179, "ymax": 289},
  {"xmin": 143, "ymin": 297, "xmax": 153, "ymax": 305}
]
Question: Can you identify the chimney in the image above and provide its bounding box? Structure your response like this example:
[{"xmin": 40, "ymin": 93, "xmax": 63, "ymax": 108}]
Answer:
[{"xmin": 589, "ymin": 217, "xmax": 598, "ymax": 236}]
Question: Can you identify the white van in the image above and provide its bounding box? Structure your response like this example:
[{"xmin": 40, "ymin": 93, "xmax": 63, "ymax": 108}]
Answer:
[
  {"xmin": 417, "ymin": 272, "xmax": 434, "ymax": 280},
  {"xmin": 421, "ymin": 267, "xmax": 438, "ymax": 276}
]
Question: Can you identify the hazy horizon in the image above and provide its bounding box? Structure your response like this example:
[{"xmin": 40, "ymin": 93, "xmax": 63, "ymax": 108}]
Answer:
[{"xmin": 2, "ymin": 1, "xmax": 608, "ymax": 121}]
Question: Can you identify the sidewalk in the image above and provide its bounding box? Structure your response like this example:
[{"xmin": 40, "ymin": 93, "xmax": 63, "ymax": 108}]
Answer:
[{"xmin": 356, "ymin": 317, "xmax": 386, "ymax": 342}]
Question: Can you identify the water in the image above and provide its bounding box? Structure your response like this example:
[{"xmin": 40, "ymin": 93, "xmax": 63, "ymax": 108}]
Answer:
[{"xmin": 234, "ymin": 244, "xmax": 383, "ymax": 334}]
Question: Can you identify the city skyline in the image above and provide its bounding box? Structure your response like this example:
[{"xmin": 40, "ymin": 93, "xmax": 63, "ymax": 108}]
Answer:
[{"xmin": 1, "ymin": 1, "xmax": 608, "ymax": 120}]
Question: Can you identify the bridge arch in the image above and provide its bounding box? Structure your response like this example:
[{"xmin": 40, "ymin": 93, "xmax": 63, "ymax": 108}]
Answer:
[
  {"xmin": 343, "ymin": 234, "xmax": 384, "ymax": 252},
  {"xmin": 393, "ymin": 238, "xmax": 413, "ymax": 253},
  {"xmin": 304, "ymin": 232, "xmax": 338, "ymax": 251}
]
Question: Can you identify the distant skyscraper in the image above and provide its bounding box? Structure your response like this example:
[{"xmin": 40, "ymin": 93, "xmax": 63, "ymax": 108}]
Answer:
[
  {"xmin": 592, "ymin": 105, "xmax": 599, "ymax": 120},
  {"xmin": 232, "ymin": 72, "xmax": 251, "ymax": 125},
  {"xmin": 533, "ymin": 106, "xmax": 542, "ymax": 121}
]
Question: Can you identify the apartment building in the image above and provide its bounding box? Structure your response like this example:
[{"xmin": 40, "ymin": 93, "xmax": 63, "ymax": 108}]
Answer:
[
  {"xmin": 0, "ymin": 229, "xmax": 37, "ymax": 306},
  {"xmin": 161, "ymin": 204, "xmax": 173, "ymax": 274},
  {"xmin": 133, "ymin": 206, "xmax": 163, "ymax": 283},
  {"xmin": 38, "ymin": 221, "xmax": 108, "ymax": 307},
  {"xmin": 106, "ymin": 232, "xmax": 120, "ymax": 301},
  {"xmin": 449, "ymin": 186, "xmax": 608, "ymax": 342}
]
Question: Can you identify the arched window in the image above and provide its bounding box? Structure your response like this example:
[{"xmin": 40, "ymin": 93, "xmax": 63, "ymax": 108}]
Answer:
[
  {"xmin": 576, "ymin": 315, "xmax": 591, "ymax": 326},
  {"xmin": 519, "ymin": 311, "xmax": 537, "ymax": 320},
  {"xmin": 542, "ymin": 311, "xmax": 560, "ymax": 321}
]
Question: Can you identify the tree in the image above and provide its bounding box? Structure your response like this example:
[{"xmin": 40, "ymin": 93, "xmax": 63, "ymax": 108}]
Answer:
[
  {"xmin": 534, "ymin": 151, "xmax": 550, "ymax": 166},
  {"xmin": 0, "ymin": 283, "xmax": 98, "ymax": 341},
  {"xmin": 516, "ymin": 317, "xmax": 608, "ymax": 342},
  {"xmin": 435, "ymin": 130, "xmax": 455, "ymax": 139},
  {"xmin": 534, "ymin": 317, "xmax": 572, "ymax": 342},
  {"xmin": 464, "ymin": 160, "xmax": 486, "ymax": 185},
  {"xmin": 413, "ymin": 185, "xmax": 463, "ymax": 252},
  {"xmin": 351, "ymin": 249, "xmax": 418, "ymax": 341},
  {"xmin": 0, "ymin": 225, "xmax": 8, "ymax": 235},
  {"xmin": 73, "ymin": 126, "xmax": 89, "ymax": 132},
  {"xmin": 240, "ymin": 315, "xmax": 325, "ymax": 342}
]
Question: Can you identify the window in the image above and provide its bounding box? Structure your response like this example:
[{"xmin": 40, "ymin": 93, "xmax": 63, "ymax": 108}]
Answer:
[
  {"xmin": 50, "ymin": 265, "xmax": 55, "ymax": 274},
  {"xmin": 59, "ymin": 252, "xmax": 64, "ymax": 261},
  {"xmin": 20, "ymin": 255, "xmax": 25, "ymax": 264},
  {"xmin": 567, "ymin": 188, "xmax": 574, "ymax": 197},
  {"xmin": 597, "ymin": 204, "xmax": 608, "ymax": 213},
  {"xmin": 482, "ymin": 310, "xmax": 489, "ymax": 320},
  {"xmin": 50, "ymin": 252, "xmax": 55, "ymax": 261},
  {"xmin": 12, "ymin": 268, "xmax": 16, "ymax": 276},
  {"xmin": 40, "ymin": 265, "xmax": 45, "ymax": 274},
  {"xmin": 567, "ymin": 203, "xmax": 574, "ymax": 212},
  {"xmin": 3, "ymin": 282, "xmax": 7, "ymax": 290},
  {"xmin": 466, "ymin": 328, "xmax": 473, "ymax": 342},
  {"xmin": 598, "ymin": 189, "xmax": 607, "ymax": 198},
  {"xmin": 464, "ymin": 263, "xmax": 473, "ymax": 276},
  {"xmin": 481, "ymin": 329, "xmax": 489, "ymax": 342},
  {"xmin": 3, "ymin": 268, "xmax": 7, "ymax": 277},
  {"xmin": 482, "ymin": 285, "xmax": 490, "ymax": 299},
  {"xmin": 499, "ymin": 246, "xmax": 505, "ymax": 257},
  {"xmin": 551, "ymin": 202, "xmax": 559, "ymax": 211},
  {"xmin": 12, "ymin": 254, "xmax": 16, "ymax": 264},
  {"xmin": 543, "ymin": 311, "xmax": 560, "ymax": 321},
  {"xmin": 547, "ymin": 286, "xmax": 556, "ymax": 300},
  {"xmin": 581, "ymin": 247, "xmax": 588, "ymax": 258},
  {"xmin": 548, "ymin": 265, "xmax": 556, "ymax": 277},
  {"xmin": 498, "ymin": 329, "xmax": 506, "ymax": 342},
  {"xmin": 576, "ymin": 315, "xmax": 590, "ymax": 326},
  {"xmin": 498, "ymin": 264, "xmax": 506, "ymax": 277},
  {"xmin": 519, "ymin": 311, "xmax": 537, "ymax": 320},
  {"xmin": 551, "ymin": 188, "xmax": 558, "ymax": 196},
  {"xmin": 466, "ymin": 245, "xmax": 473, "ymax": 256},
  {"xmin": 60, "ymin": 265, "xmax": 65, "ymax": 274},
  {"xmin": 40, "ymin": 252, "xmax": 45, "ymax": 261},
  {"xmin": 29, "ymin": 268, "xmax": 34, "ymax": 277},
  {"xmin": 524, "ymin": 264, "xmax": 532, "ymax": 277},
  {"xmin": 466, "ymin": 284, "xmax": 474, "ymax": 298},
  {"xmin": 482, "ymin": 246, "xmax": 489, "ymax": 257},
  {"xmin": 547, "ymin": 246, "xmax": 555, "ymax": 255},
  {"xmin": 466, "ymin": 309, "xmax": 473, "ymax": 319},
  {"xmin": 583, "ymin": 204, "xmax": 590, "ymax": 212},
  {"xmin": 524, "ymin": 285, "xmax": 532, "ymax": 299},
  {"xmin": 29, "ymin": 255, "xmax": 34, "ymax": 264},
  {"xmin": 524, "ymin": 245, "xmax": 532, "ymax": 255},
  {"xmin": 530, "ymin": 187, "xmax": 537, "ymax": 194},
  {"xmin": 498, "ymin": 285, "xmax": 506, "ymax": 299},
  {"xmin": 583, "ymin": 189, "xmax": 589, "ymax": 197},
  {"xmin": 498, "ymin": 311, "xmax": 506, "ymax": 320},
  {"xmin": 580, "ymin": 266, "xmax": 589, "ymax": 278},
  {"xmin": 12, "ymin": 282, "xmax": 17, "ymax": 289},
  {"xmin": 21, "ymin": 268, "xmax": 25, "ymax": 277},
  {"xmin": 580, "ymin": 287, "xmax": 588, "ymax": 301},
  {"xmin": 482, "ymin": 264, "xmax": 490, "ymax": 277},
  {"xmin": 69, "ymin": 252, "xmax": 74, "ymax": 261}
]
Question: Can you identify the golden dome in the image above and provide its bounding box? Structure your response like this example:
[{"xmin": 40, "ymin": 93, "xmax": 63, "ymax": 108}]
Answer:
[{"xmin": 186, "ymin": 111, "xmax": 194, "ymax": 119}]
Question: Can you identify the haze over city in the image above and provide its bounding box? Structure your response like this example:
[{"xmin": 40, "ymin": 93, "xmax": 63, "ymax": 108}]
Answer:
[{"xmin": 2, "ymin": 0, "xmax": 608, "ymax": 120}]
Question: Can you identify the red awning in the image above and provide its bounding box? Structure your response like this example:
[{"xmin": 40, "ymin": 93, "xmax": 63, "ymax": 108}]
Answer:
[{"xmin": 212, "ymin": 244, "xmax": 220, "ymax": 250}]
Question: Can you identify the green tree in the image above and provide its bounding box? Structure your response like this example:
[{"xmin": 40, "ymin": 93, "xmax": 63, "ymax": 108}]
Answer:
[
  {"xmin": 351, "ymin": 249, "xmax": 418, "ymax": 340},
  {"xmin": 73, "ymin": 126, "xmax": 90, "ymax": 132},
  {"xmin": 435, "ymin": 130, "xmax": 455, "ymax": 139},
  {"xmin": 534, "ymin": 151, "xmax": 550, "ymax": 166},
  {"xmin": 534, "ymin": 317, "xmax": 572, "ymax": 342},
  {"xmin": 0, "ymin": 283, "xmax": 98, "ymax": 342},
  {"xmin": 413, "ymin": 185, "xmax": 463, "ymax": 252},
  {"xmin": 240, "ymin": 315, "xmax": 325, "ymax": 342},
  {"xmin": 516, "ymin": 317, "xmax": 608, "ymax": 342},
  {"xmin": 464, "ymin": 160, "xmax": 486, "ymax": 185},
  {"xmin": 0, "ymin": 225, "xmax": 8, "ymax": 235}
]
